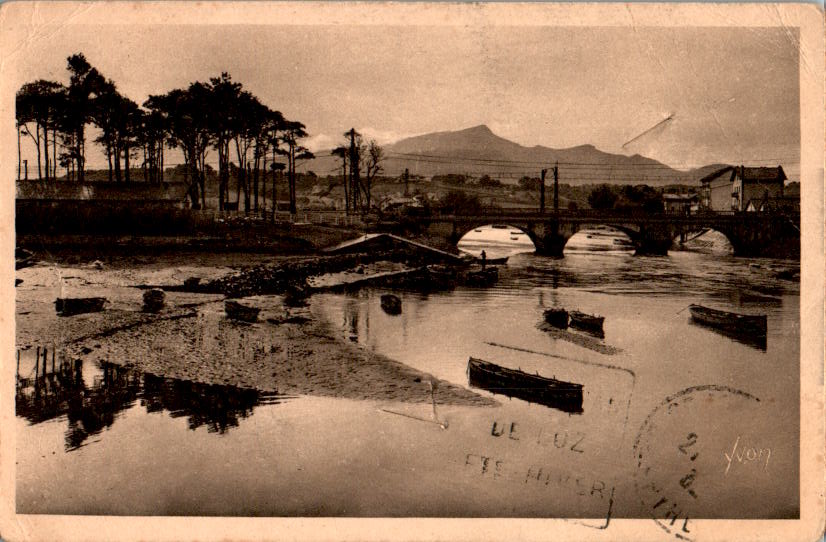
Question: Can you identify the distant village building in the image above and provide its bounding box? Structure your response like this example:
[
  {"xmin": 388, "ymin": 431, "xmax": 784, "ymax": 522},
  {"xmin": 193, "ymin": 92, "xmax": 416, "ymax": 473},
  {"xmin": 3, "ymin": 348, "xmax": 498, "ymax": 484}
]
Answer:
[
  {"xmin": 380, "ymin": 194, "xmax": 423, "ymax": 212},
  {"xmin": 699, "ymin": 166, "xmax": 786, "ymax": 212},
  {"xmin": 663, "ymin": 193, "xmax": 699, "ymax": 214}
]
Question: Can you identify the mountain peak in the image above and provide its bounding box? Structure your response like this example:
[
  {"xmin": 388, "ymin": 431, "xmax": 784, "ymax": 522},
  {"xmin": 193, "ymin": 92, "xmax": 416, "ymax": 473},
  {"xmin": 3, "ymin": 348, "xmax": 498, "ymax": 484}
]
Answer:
[{"xmin": 463, "ymin": 124, "xmax": 494, "ymax": 134}]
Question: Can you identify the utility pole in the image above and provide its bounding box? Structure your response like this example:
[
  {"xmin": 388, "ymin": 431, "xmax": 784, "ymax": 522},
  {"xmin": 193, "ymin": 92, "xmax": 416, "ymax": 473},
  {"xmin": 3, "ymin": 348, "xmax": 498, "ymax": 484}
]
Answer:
[
  {"xmin": 553, "ymin": 161, "xmax": 559, "ymax": 212},
  {"xmin": 540, "ymin": 168, "xmax": 547, "ymax": 213}
]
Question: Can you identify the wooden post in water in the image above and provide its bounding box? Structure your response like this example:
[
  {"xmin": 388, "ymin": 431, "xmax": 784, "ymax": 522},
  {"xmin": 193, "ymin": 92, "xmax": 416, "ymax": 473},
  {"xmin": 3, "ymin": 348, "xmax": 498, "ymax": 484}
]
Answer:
[
  {"xmin": 540, "ymin": 169, "xmax": 546, "ymax": 214},
  {"xmin": 553, "ymin": 162, "xmax": 559, "ymax": 213}
]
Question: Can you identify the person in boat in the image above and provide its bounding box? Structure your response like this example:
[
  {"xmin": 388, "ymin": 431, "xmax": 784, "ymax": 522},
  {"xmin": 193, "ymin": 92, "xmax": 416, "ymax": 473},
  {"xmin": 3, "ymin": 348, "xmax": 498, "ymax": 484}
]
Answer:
[{"xmin": 480, "ymin": 250, "xmax": 487, "ymax": 269}]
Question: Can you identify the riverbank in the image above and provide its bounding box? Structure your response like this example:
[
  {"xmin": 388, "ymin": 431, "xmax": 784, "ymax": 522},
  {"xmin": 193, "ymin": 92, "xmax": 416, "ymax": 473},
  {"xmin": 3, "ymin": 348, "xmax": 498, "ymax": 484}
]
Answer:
[{"xmin": 15, "ymin": 256, "xmax": 494, "ymax": 407}]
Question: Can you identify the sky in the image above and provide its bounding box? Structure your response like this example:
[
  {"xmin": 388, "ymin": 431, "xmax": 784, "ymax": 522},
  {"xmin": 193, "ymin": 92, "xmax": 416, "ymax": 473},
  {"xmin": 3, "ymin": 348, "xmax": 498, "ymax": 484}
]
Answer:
[{"xmin": 11, "ymin": 23, "xmax": 801, "ymax": 177}]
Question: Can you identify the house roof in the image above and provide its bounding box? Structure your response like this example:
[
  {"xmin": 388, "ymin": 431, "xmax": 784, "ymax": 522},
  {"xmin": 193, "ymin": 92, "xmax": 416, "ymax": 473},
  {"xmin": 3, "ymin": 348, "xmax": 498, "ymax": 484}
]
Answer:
[
  {"xmin": 737, "ymin": 166, "xmax": 786, "ymax": 183},
  {"xmin": 699, "ymin": 165, "xmax": 786, "ymax": 185},
  {"xmin": 698, "ymin": 166, "xmax": 735, "ymax": 185}
]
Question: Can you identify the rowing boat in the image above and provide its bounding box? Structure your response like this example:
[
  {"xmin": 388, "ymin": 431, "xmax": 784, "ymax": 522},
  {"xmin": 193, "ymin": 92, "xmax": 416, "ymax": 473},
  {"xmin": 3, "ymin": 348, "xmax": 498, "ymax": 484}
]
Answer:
[
  {"xmin": 477, "ymin": 256, "xmax": 509, "ymax": 265},
  {"xmin": 467, "ymin": 357, "xmax": 583, "ymax": 413},
  {"xmin": 55, "ymin": 297, "xmax": 107, "ymax": 317},
  {"xmin": 225, "ymin": 300, "xmax": 260, "ymax": 322},
  {"xmin": 569, "ymin": 310, "xmax": 604, "ymax": 332},
  {"xmin": 688, "ymin": 304, "xmax": 766, "ymax": 336},
  {"xmin": 465, "ymin": 267, "xmax": 499, "ymax": 287},
  {"xmin": 543, "ymin": 308, "xmax": 569, "ymax": 329}
]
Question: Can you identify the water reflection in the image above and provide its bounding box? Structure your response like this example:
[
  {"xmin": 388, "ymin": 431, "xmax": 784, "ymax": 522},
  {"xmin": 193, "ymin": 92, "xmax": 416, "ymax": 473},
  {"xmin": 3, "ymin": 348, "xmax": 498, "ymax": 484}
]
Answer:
[
  {"xmin": 15, "ymin": 349, "xmax": 289, "ymax": 451},
  {"xmin": 688, "ymin": 320, "xmax": 768, "ymax": 351}
]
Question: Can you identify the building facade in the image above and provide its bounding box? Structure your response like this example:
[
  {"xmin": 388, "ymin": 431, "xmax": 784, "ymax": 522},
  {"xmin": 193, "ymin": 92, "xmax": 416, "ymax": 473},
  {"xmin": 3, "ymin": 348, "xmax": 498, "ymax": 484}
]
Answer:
[{"xmin": 699, "ymin": 166, "xmax": 786, "ymax": 212}]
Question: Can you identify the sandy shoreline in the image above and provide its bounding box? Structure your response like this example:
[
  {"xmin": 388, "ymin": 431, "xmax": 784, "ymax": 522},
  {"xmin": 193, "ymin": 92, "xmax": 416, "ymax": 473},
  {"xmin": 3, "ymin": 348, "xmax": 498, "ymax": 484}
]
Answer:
[{"xmin": 16, "ymin": 259, "xmax": 495, "ymax": 407}]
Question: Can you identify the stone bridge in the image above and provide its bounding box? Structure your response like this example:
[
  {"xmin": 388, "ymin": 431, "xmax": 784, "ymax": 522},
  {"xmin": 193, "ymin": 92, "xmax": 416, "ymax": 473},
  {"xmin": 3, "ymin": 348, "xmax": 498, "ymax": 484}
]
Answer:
[{"xmin": 381, "ymin": 210, "xmax": 801, "ymax": 258}]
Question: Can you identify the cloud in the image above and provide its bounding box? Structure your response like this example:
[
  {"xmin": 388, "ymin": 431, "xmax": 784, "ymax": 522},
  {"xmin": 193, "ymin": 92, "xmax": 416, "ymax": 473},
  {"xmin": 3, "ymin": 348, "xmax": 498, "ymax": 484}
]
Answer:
[
  {"xmin": 356, "ymin": 127, "xmax": 412, "ymax": 146},
  {"xmin": 303, "ymin": 133, "xmax": 337, "ymax": 153},
  {"xmin": 304, "ymin": 128, "xmax": 412, "ymax": 153}
]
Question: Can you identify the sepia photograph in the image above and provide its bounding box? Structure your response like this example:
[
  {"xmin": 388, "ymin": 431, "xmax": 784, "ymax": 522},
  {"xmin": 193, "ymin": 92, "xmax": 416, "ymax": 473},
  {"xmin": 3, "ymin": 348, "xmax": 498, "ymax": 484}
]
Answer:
[{"xmin": 1, "ymin": 2, "xmax": 823, "ymax": 541}]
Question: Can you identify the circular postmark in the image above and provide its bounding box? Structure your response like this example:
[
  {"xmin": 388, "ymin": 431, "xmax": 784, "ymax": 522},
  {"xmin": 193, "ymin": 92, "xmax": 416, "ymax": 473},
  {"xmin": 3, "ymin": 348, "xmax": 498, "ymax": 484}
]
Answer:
[{"xmin": 633, "ymin": 385, "xmax": 762, "ymax": 540}]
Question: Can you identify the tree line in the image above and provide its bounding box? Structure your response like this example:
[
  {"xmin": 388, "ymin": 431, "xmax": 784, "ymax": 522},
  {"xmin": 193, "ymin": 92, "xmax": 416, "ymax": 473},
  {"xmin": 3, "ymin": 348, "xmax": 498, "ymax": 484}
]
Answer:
[{"xmin": 15, "ymin": 53, "xmax": 319, "ymax": 214}]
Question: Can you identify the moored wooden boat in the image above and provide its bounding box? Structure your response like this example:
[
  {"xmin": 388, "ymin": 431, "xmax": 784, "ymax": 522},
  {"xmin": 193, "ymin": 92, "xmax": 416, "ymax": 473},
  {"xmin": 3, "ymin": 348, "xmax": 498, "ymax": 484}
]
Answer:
[
  {"xmin": 55, "ymin": 297, "xmax": 107, "ymax": 316},
  {"xmin": 477, "ymin": 256, "xmax": 509, "ymax": 265},
  {"xmin": 688, "ymin": 304, "xmax": 766, "ymax": 336},
  {"xmin": 380, "ymin": 294, "xmax": 402, "ymax": 315},
  {"xmin": 569, "ymin": 310, "xmax": 604, "ymax": 332},
  {"xmin": 467, "ymin": 357, "xmax": 583, "ymax": 413},
  {"xmin": 465, "ymin": 267, "xmax": 499, "ymax": 287},
  {"xmin": 225, "ymin": 300, "xmax": 260, "ymax": 322},
  {"xmin": 543, "ymin": 308, "xmax": 569, "ymax": 329}
]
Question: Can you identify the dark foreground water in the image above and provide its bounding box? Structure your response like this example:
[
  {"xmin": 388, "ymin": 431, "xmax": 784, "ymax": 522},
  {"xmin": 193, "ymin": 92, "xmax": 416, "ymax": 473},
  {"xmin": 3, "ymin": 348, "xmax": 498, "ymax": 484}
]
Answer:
[{"xmin": 16, "ymin": 247, "xmax": 799, "ymax": 522}]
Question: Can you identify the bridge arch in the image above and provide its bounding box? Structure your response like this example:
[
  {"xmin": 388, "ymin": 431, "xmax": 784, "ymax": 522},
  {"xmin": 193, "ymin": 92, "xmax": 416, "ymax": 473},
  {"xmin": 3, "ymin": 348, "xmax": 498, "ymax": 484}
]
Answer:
[
  {"xmin": 673, "ymin": 228, "xmax": 734, "ymax": 254},
  {"xmin": 561, "ymin": 224, "xmax": 637, "ymax": 253},
  {"xmin": 455, "ymin": 223, "xmax": 539, "ymax": 255}
]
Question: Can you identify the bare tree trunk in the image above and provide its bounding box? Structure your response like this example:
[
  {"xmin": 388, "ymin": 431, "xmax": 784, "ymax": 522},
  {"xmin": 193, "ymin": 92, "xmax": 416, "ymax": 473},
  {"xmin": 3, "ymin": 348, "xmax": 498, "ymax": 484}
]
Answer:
[
  {"xmin": 125, "ymin": 146, "xmax": 131, "ymax": 183},
  {"xmin": 42, "ymin": 127, "xmax": 49, "ymax": 182},
  {"xmin": 107, "ymin": 147, "xmax": 113, "ymax": 182},
  {"xmin": 35, "ymin": 125, "xmax": 42, "ymax": 180},
  {"xmin": 253, "ymin": 153, "xmax": 260, "ymax": 214},
  {"xmin": 77, "ymin": 134, "xmax": 85, "ymax": 183},
  {"xmin": 245, "ymin": 164, "xmax": 251, "ymax": 214},
  {"xmin": 52, "ymin": 126, "xmax": 57, "ymax": 179},
  {"xmin": 114, "ymin": 144, "xmax": 122, "ymax": 183}
]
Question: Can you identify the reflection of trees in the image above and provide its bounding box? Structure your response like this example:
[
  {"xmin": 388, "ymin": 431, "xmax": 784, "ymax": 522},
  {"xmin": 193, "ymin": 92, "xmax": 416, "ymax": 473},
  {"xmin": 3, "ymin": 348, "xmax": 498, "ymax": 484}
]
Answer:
[
  {"xmin": 16, "ymin": 357, "xmax": 287, "ymax": 451},
  {"xmin": 141, "ymin": 374, "xmax": 272, "ymax": 434}
]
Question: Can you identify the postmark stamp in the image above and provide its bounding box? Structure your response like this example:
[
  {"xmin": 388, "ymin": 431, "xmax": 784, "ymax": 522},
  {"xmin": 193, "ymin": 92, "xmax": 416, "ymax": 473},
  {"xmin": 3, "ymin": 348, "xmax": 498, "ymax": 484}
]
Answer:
[{"xmin": 633, "ymin": 384, "xmax": 769, "ymax": 539}]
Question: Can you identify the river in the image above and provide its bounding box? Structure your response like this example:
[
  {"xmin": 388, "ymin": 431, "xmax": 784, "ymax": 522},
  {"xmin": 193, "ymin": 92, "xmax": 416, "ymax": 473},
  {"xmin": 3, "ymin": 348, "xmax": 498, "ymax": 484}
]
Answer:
[{"xmin": 15, "ymin": 227, "xmax": 799, "ymax": 522}]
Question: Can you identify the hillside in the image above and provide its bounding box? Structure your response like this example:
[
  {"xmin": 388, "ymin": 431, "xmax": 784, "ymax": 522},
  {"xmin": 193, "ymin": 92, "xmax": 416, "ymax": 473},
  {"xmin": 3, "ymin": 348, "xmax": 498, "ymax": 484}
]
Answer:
[{"xmin": 300, "ymin": 124, "xmax": 727, "ymax": 187}]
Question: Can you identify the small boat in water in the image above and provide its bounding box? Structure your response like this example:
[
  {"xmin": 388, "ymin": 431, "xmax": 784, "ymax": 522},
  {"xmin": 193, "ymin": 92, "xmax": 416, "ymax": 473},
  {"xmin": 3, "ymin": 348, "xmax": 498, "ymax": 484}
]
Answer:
[
  {"xmin": 688, "ymin": 304, "xmax": 766, "ymax": 337},
  {"xmin": 55, "ymin": 297, "xmax": 107, "ymax": 317},
  {"xmin": 543, "ymin": 308, "xmax": 569, "ymax": 329},
  {"xmin": 465, "ymin": 267, "xmax": 499, "ymax": 287},
  {"xmin": 380, "ymin": 294, "xmax": 402, "ymax": 315},
  {"xmin": 225, "ymin": 300, "xmax": 260, "ymax": 322},
  {"xmin": 491, "ymin": 224, "xmax": 509, "ymax": 229},
  {"xmin": 467, "ymin": 357, "xmax": 583, "ymax": 413},
  {"xmin": 477, "ymin": 256, "xmax": 509, "ymax": 265},
  {"xmin": 569, "ymin": 310, "xmax": 604, "ymax": 333}
]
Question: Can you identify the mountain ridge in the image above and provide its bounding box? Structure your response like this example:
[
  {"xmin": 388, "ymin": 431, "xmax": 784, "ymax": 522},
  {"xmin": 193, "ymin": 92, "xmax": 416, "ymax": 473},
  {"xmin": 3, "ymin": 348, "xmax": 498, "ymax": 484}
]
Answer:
[{"xmin": 300, "ymin": 125, "xmax": 727, "ymax": 186}]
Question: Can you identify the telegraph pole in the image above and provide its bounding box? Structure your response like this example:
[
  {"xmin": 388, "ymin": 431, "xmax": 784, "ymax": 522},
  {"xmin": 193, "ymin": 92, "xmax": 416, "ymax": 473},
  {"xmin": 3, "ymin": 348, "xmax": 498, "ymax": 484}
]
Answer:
[
  {"xmin": 553, "ymin": 161, "xmax": 559, "ymax": 212},
  {"xmin": 540, "ymin": 168, "xmax": 547, "ymax": 213}
]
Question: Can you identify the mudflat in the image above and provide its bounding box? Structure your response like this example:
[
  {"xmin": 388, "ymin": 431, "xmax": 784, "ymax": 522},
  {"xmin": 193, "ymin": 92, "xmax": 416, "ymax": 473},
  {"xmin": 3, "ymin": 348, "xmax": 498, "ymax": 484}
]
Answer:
[{"xmin": 16, "ymin": 254, "xmax": 494, "ymax": 407}]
